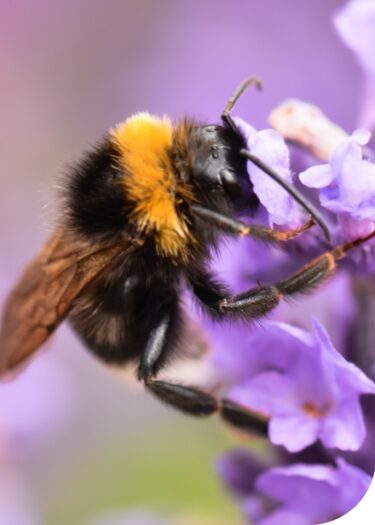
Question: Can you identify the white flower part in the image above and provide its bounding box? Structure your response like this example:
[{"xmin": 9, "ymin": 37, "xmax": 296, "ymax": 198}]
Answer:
[{"xmin": 352, "ymin": 128, "xmax": 372, "ymax": 146}]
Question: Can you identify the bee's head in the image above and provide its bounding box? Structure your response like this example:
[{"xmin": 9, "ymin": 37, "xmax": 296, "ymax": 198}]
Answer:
[{"xmin": 188, "ymin": 124, "xmax": 256, "ymax": 212}]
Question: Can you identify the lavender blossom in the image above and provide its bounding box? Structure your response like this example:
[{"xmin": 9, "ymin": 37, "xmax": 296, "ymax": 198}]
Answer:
[
  {"xmin": 254, "ymin": 457, "xmax": 371, "ymax": 525},
  {"xmin": 216, "ymin": 449, "xmax": 269, "ymax": 498},
  {"xmin": 213, "ymin": 96, "xmax": 375, "ymax": 520},
  {"xmin": 226, "ymin": 320, "xmax": 375, "ymax": 452},
  {"xmin": 335, "ymin": 0, "xmax": 375, "ymax": 132},
  {"xmin": 299, "ymin": 129, "xmax": 375, "ymax": 240},
  {"xmin": 218, "ymin": 451, "xmax": 371, "ymax": 525},
  {"xmin": 211, "ymin": 53, "xmax": 375, "ymax": 518},
  {"xmin": 235, "ymin": 117, "xmax": 306, "ymax": 228}
]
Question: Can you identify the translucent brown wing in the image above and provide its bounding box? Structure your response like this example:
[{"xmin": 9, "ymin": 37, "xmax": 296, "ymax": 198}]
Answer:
[{"xmin": 0, "ymin": 229, "xmax": 142, "ymax": 375}]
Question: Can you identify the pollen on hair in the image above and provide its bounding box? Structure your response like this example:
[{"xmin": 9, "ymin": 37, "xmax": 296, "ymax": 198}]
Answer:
[{"xmin": 110, "ymin": 112, "xmax": 194, "ymax": 261}]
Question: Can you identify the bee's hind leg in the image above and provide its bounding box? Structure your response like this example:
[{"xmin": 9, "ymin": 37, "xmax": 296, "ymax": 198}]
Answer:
[
  {"xmin": 137, "ymin": 297, "xmax": 268, "ymax": 437},
  {"xmin": 145, "ymin": 379, "xmax": 268, "ymax": 436}
]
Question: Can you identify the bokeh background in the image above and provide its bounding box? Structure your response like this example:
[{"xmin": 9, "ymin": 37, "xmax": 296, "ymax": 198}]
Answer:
[{"xmin": 0, "ymin": 1, "xmax": 365, "ymax": 524}]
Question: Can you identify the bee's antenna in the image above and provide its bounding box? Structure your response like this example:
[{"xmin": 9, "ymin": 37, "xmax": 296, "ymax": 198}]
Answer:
[
  {"xmin": 221, "ymin": 78, "xmax": 331, "ymax": 241},
  {"xmin": 221, "ymin": 77, "xmax": 262, "ymax": 133},
  {"xmin": 241, "ymin": 149, "xmax": 331, "ymax": 242}
]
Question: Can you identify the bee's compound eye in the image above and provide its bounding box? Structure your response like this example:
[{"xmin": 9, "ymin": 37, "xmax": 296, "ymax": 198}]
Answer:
[{"xmin": 219, "ymin": 168, "xmax": 242, "ymax": 197}]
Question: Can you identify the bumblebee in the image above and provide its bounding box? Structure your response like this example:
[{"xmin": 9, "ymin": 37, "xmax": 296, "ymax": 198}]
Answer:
[{"xmin": 1, "ymin": 79, "xmax": 373, "ymax": 435}]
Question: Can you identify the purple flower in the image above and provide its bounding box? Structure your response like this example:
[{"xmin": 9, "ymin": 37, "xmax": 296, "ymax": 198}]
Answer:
[
  {"xmin": 218, "ymin": 449, "xmax": 372, "ymax": 525},
  {"xmin": 299, "ymin": 129, "xmax": 375, "ymax": 240},
  {"xmin": 227, "ymin": 320, "xmax": 375, "ymax": 452},
  {"xmin": 252, "ymin": 457, "xmax": 371, "ymax": 525},
  {"xmin": 235, "ymin": 117, "xmax": 306, "ymax": 228},
  {"xmin": 335, "ymin": 0, "xmax": 375, "ymax": 74},
  {"xmin": 216, "ymin": 449, "xmax": 270, "ymax": 498},
  {"xmin": 335, "ymin": 0, "xmax": 375, "ymax": 132}
]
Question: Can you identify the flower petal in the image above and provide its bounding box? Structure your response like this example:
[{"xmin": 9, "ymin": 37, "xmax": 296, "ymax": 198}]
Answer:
[
  {"xmin": 216, "ymin": 449, "xmax": 266, "ymax": 497},
  {"xmin": 335, "ymin": 457, "xmax": 372, "ymax": 515},
  {"xmin": 249, "ymin": 130, "xmax": 304, "ymax": 226},
  {"xmin": 299, "ymin": 164, "xmax": 334, "ymax": 188},
  {"xmin": 229, "ymin": 372, "xmax": 298, "ymax": 417},
  {"xmin": 235, "ymin": 117, "xmax": 305, "ymax": 226},
  {"xmin": 312, "ymin": 319, "xmax": 375, "ymax": 394},
  {"xmin": 269, "ymin": 415, "xmax": 320, "ymax": 452},
  {"xmin": 256, "ymin": 462, "xmax": 350, "ymax": 522},
  {"xmin": 352, "ymin": 128, "xmax": 372, "ymax": 146},
  {"xmin": 320, "ymin": 397, "xmax": 366, "ymax": 451},
  {"xmin": 335, "ymin": 0, "xmax": 375, "ymax": 74}
]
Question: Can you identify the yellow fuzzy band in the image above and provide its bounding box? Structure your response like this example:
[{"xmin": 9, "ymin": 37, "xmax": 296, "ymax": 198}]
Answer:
[{"xmin": 110, "ymin": 113, "xmax": 192, "ymax": 260}]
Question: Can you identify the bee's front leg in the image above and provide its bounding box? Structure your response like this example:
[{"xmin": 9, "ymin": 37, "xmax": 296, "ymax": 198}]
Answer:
[{"xmin": 191, "ymin": 231, "xmax": 375, "ymax": 321}]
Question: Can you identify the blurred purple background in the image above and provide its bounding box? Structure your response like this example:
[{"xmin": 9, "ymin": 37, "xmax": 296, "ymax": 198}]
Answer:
[{"xmin": 0, "ymin": 1, "xmax": 364, "ymax": 523}]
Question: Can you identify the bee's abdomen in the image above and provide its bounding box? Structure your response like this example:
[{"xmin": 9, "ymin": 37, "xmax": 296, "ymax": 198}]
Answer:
[
  {"xmin": 69, "ymin": 272, "xmax": 179, "ymax": 365},
  {"xmin": 69, "ymin": 275, "xmax": 135, "ymax": 363}
]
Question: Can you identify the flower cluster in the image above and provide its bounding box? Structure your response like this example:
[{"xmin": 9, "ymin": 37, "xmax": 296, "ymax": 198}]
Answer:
[
  {"xmin": 300, "ymin": 129, "xmax": 375, "ymax": 242},
  {"xmin": 211, "ymin": 2, "xmax": 375, "ymax": 522},
  {"xmin": 217, "ymin": 452, "xmax": 371, "ymax": 525},
  {"xmin": 213, "ymin": 320, "xmax": 375, "ymax": 523},
  {"xmin": 227, "ymin": 320, "xmax": 375, "ymax": 453}
]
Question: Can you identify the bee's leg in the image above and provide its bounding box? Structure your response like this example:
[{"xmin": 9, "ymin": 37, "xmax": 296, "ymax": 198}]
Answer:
[
  {"xmin": 137, "ymin": 300, "xmax": 268, "ymax": 436},
  {"xmin": 191, "ymin": 231, "xmax": 375, "ymax": 320},
  {"xmin": 137, "ymin": 294, "xmax": 180, "ymax": 380},
  {"xmin": 145, "ymin": 379, "xmax": 268, "ymax": 436},
  {"xmin": 189, "ymin": 270, "xmax": 231, "ymax": 320},
  {"xmin": 191, "ymin": 205, "xmax": 315, "ymax": 243}
]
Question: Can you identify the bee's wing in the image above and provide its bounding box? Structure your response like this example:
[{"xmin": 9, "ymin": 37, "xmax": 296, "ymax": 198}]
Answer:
[{"xmin": 0, "ymin": 229, "xmax": 141, "ymax": 375}]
